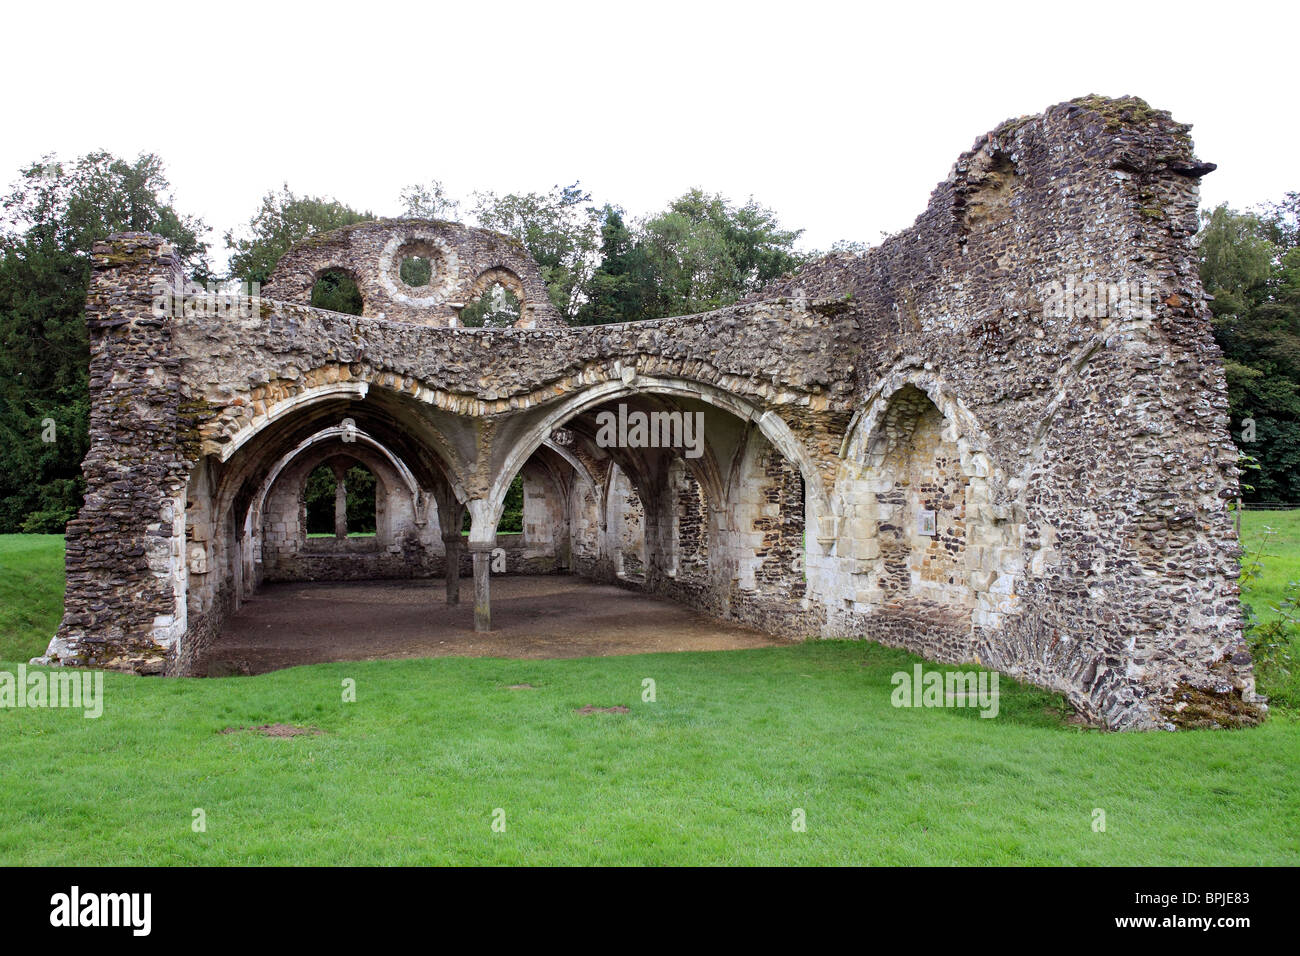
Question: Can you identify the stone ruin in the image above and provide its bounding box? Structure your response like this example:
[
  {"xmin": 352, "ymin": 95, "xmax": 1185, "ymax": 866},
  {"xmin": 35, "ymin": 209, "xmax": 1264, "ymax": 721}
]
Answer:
[{"xmin": 37, "ymin": 96, "xmax": 1263, "ymax": 730}]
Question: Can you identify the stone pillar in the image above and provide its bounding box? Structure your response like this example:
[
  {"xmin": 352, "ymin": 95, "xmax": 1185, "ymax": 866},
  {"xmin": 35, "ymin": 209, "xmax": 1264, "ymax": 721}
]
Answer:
[
  {"xmin": 333, "ymin": 464, "xmax": 348, "ymax": 538},
  {"xmin": 465, "ymin": 498, "xmax": 497, "ymax": 632},
  {"xmin": 471, "ymin": 545, "xmax": 492, "ymax": 631},
  {"xmin": 639, "ymin": 480, "xmax": 677, "ymax": 591},
  {"xmin": 442, "ymin": 532, "xmax": 461, "ymax": 605}
]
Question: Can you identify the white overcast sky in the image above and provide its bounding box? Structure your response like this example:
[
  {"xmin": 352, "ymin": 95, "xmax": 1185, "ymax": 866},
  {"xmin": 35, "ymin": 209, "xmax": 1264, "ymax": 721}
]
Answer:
[{"xmin": 1, "ymin": 0, "xmax": 1294, "ymax": 272}]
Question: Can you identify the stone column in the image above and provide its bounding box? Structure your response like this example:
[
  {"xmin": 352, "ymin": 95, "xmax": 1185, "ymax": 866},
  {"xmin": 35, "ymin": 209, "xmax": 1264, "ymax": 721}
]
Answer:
[
  {"xmin": 470, "ymin": 544, "xmax": 492, "ymax": 631},
  {"xmin": 442, "ymin": 532, "xmax": 461, "ymax": 605},
  {"xmin": 333, "ymin": 464, "xmax": 348, "ymax": 538},
  {"xmin": 465, "ymin": 498, "xmax": 497, "ymax": 632}
]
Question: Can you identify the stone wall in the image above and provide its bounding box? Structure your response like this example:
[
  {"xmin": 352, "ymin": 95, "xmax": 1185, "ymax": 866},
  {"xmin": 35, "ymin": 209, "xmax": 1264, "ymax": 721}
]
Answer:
[
  {"xmin": 41, "ymin": 96, "xmax": 1259, "ymax": 730},
  {"xmin": 262, "ymin": 219, "xmax": 564, "ymax": 328},
  {"xmin": 39, "ymin": 236, "xmax": 190, "ymax": 674}
]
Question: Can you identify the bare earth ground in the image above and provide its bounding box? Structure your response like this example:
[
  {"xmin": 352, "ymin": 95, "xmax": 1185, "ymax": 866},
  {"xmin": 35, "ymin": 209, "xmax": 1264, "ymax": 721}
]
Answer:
[{"xmin": 201, "ymin": 576, "xmax": 786, "ymax": 675}]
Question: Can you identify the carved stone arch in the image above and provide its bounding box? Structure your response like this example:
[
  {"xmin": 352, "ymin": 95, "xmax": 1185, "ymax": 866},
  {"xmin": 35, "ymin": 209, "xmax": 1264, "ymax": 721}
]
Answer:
[
  {"xmin": 306, "ymin": 264, "xmax": 365, "ymax": 316},
  {"xmin": 454, "ymin": 267, "xmax": 532, "ymax": 329},
  {"xmin": 463, "ymin": 267, "xmax": 527, "ymax": 308},
  {"xmin": 248, "ymin": 425, "xmax": 426, "ymax": 542},
  {"xmin": 838, "ymin": 369, "xmax": 1026, "ymax": 631},
  {"xmin": 486, "ymin": 374, "xmax": 835, "ymax": 550},
  {"xmin": 540, "ymin": 438, "xmax": 602, "ymax": 509},
  {"xmin": 844, "ymin": 368, "xmax": 1010, "ymax": 515},
  {"xmin": 601, "ymin": 459, "xmax": 647, "ymax": 581},
  {"xmin": 212, "ymin": 377, "xmax": 467, "ymax": 505}
]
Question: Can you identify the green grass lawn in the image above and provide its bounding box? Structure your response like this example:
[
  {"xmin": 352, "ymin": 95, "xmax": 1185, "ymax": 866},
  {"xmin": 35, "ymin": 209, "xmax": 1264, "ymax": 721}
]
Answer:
[
  {"xmin": 1, "ymin": 646, "xmax": 1297, "ymax": 865},
  {"xmin": 1238, "ymin": 509, "xmax": 1300, "ymax": 624},
  {"xmin": 1237, "ymin": 509, "xmax": 1300, "ymax": 707},
  {"xmin": 0, "ymin": 534, "xmax": 65, "ymax": 663},
  {"xmin": 0, "ymin": 521, "xmax": 1297, "ymax": 866}
]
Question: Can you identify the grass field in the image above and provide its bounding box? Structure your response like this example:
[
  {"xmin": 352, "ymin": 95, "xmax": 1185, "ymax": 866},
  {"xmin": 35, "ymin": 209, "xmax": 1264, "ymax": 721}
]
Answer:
[
  {"xmin": 0, "ymin": 534, "xmax": 65, "ymax": 664},
  {"xmin": 1238, "ymin": 509, "xmax": 1300, "ymax": 624},
  {"xmin": 1236, "ymin": 510, "xmax": 1300, "ymax": 706},
  {"xmin": 0, "ymin": 520, "xmax": 1297, "ymax": 865}
]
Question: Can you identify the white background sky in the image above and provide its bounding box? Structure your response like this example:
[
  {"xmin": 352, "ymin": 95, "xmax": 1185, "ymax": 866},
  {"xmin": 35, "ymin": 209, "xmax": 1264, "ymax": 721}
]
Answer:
[{"xmin": 1, "ymin": 0, "xmax": 1294, "ymax": 272}]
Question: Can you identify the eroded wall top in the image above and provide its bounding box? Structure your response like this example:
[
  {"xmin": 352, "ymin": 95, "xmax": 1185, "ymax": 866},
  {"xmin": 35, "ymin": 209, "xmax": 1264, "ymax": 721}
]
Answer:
[{"xmin": 261, "ymin": 218, "xmax": 565, "ymax": 328}]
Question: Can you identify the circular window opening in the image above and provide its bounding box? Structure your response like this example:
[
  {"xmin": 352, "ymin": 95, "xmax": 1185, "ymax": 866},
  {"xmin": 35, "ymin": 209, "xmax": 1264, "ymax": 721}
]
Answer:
[
  {"xmin": 393, "ymin": 239, "xmax": 444, "ymax": 291},
  {"xmin": 400, "ymin": 255, "xmax": 432, "ymax": 288}
]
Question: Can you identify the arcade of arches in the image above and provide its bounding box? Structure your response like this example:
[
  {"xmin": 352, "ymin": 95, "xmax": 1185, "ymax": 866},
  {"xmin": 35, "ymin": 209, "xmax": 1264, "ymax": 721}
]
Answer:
[{"xmin": 43, "ymin": 97, "xmax": 1262, "ymax": 729}]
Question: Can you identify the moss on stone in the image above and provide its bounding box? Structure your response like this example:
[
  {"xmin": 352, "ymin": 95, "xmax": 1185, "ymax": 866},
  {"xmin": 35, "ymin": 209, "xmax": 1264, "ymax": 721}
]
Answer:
[
  {"xmin": 177, "ymin": 396, "xmax": 218, "ymax": 461},
  {"xmin": 98, "ymin": 252, "xmax": 144, "ymax": 267},
  {"xmin": 1163, "ymin": 682, "xmax": 1266, "ymax": 729},
  {"xmin": 993, "ymin": 112, "xmax": 1039, "ymax": 139},
  {"xmin": 1069, "ymin": 94, "xmax": 1192, "ymax": 145}
]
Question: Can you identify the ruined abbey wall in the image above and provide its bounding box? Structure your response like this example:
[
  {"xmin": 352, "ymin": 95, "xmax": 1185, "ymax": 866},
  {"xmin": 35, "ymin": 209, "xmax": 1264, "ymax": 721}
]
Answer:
[
  {"xmin": 262, "ymin": 219, "xmax": 564, "ymax": 328},
  {"xmin": 39, "ymin": 96, "xmax": 1259, "ymax": 730}
]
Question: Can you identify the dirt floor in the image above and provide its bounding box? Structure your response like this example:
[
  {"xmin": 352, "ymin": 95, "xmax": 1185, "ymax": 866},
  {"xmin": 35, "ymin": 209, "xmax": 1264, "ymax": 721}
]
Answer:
[{"xmin": 201, "ymin": 576, "xmax": 786, "ymax": 675}]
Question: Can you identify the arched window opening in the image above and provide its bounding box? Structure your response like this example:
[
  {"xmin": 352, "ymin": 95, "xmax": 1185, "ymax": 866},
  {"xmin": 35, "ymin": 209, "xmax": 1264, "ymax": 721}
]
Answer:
[
  {"xmin": 304, "ymin": 464, "xmax": 337, "ymax": 536},
  {"xmin": 499, "ymin": 473, "xmax": 524, "ymax": 534},
  {"xmin": 459, "ymin": 282, "xmax": 521, "ymax": 328},
  {"xmin": 870, "ymin": 386, "xmax": 969, "ymax": 605},
  {"xmin": 303, "ymin": 461, "xmax": 377, "ymax": 539},
  {"xmin": 345, "ymin": 464, "xmax": 376, "ymax": 535},
  {"xmin": 310, "ymin": 268, "xmax": 364, "ymax": 315}
]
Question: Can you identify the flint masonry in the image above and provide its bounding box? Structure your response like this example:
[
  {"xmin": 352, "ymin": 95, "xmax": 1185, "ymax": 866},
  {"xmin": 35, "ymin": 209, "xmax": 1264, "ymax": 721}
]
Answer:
[{"xmin": 38, "ymin": 96, "xmax": 1262, "ymax": 730}]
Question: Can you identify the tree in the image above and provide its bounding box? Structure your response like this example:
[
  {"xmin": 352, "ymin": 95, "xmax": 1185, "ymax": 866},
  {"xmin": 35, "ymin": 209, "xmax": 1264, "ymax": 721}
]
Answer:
[
  {"xmin": 0, "ymin": 151, "xmax": 209, "ymax": 532},
  {"xmin": 639, "ymin": 189, "xmax": 805, "ymax": 316},
  {"xmin": 1198, "ymin": 201, "xmax": 1300, "ymax": 501},
  {"xmin": 398, "ymin": 180, "xmax": 460, "ymax": 221},
  {"xmin": 459, "ymin": 282, "xmax": 521, "ymax": 328},
  {"xmin": 225, "ymin": 186, "xmax": 373, "ymax": 284},
  {"xmin": 2, "ymin": 152, "xmax": 209, "ymax": 275},
  {"xmin": 574, "ymin": 206, "xmax": 660, "ymax": 325},
  {"xmin": 471, "ymin": 183, "xmax": 600, "ymax": 320},
  {"xmin": 309, "ymin": 269, "xmax": 365, "ymax": 316},
  {"xmin": 1259, "ymin": 192, "xmax": 1300, "ymax": 252},
  {"xmin": 1199, "ymin": 205, "xmax": 1275, "ymax": 320}
]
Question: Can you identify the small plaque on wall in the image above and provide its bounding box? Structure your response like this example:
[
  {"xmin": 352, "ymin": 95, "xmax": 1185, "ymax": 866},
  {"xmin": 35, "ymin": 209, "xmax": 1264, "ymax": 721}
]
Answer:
[{"xmin": 917, "ymin": 510, "xmax": 936, "ymax": 536}]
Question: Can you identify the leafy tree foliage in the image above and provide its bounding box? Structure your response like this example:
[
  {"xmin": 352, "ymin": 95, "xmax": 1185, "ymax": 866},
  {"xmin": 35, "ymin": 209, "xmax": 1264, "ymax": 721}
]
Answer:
[
  {"xmin": 459, "ymin": 282, "xmax": 521, "ymax": 328},
  {"xmin": 309, "ymin": 268, "xmax": 365, "ymax": 316},
  {"xmin": 0, "ymin": 152, "xmax": 208, "ymax": 532},
  {"xmin": 574, "ymin": 206, "xmax": 659, "ymax": 325},
  {"xmin": 345, "ymin": 464, "xmax": 377, "ymax": 534},
  {"xmin": 302, "ymin": 463, "xmax": 377, "ymax": 535},
  {"xmin": 638, "ymin": 189, "xmax": 806, "ymax": 316},
  {"xmin": 398, "ymin": 180, "xmax": 460, "ymax": 221},
  {"xmin": 1199, "ymin": 198, "xmax": 1300, "ymax": 501},
  {"xmin": 577, "ymin": 192, "xmax": 806, "ymax": 324},
  {"xmin": 225, "ymin": 185, "xmax": 373, "ymax": 285},
  {"xmin": 499, "ymin": 473, "xmax": 524, "ymax": 534},
  {"xmin": 303, "ymin": 465, "xmax": 337, "ymax": 535},
  {"xmin": 471, "ymin": 183, "xmax": 600, "ymax": 321},
  {"xmin": 399, "ymin": 255, "xmax": 432, "ymax": 287}
]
